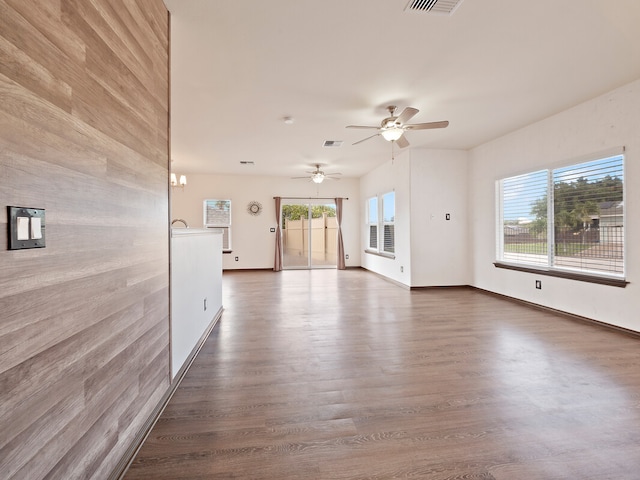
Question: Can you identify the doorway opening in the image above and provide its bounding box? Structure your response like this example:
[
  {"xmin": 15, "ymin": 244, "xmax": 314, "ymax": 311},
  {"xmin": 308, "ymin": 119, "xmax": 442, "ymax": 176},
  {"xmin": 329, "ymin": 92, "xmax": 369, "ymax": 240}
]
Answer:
[{"xmin": 281, "ymin": 201, "xmax": 337, "ymax": 269}]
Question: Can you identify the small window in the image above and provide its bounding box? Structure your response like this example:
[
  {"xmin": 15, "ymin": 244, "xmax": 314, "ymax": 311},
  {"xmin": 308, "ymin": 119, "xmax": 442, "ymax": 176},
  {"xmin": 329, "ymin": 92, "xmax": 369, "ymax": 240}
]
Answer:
[
  {"xmin": 367, "ymin": 197, "xmax": 378, "ymax": 249},
  {"xmin": 204, "ymin": 199, "xmax": 231, "ymax": 251},
  {"xmin": 365, "ymin": 191, "xmax": 395, "ymax": 256},
  {"xmin": 382, "ymin": 192, "xmax": 395, "ymax": 254},
  {"xmin": 497, "ymin": 152, "xmax": 624, "ymax": 280}
]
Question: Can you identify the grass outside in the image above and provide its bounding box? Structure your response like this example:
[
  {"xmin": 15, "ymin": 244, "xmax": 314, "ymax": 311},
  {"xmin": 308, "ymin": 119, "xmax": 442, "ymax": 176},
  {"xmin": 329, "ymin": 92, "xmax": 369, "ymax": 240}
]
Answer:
[{"xmin": 504, "ymin": 242, "xmax": 593, "ymax": 256}]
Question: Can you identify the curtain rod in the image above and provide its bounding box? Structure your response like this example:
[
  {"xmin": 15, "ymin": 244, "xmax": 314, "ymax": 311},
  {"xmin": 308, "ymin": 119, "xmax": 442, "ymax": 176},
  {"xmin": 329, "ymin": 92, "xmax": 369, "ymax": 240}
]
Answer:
[{"xmin": 273, "ymin": 196, "xmax": 348, "ymax": 200}]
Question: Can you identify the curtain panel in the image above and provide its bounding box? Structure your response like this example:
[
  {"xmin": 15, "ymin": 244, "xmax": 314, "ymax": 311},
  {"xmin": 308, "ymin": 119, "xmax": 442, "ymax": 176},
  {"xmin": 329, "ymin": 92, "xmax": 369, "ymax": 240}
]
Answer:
[
  {"xmin": 335, "ymin": 197, "xmax": 346, "ymax": 270},
  {"xmin": 274, "ymin": 197, "xmax": 283, "ymax": 271}
]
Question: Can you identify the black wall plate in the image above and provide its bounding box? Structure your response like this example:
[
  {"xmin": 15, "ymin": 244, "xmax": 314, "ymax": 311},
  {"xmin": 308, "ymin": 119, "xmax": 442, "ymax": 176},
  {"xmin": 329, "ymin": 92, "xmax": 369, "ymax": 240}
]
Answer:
[{"xmin": 8, "ymin": 206, "xmax": 46, "ymax": 250}]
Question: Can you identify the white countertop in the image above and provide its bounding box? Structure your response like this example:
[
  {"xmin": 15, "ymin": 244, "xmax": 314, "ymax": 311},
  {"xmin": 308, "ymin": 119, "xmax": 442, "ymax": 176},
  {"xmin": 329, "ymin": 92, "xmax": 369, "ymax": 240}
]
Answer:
[{"xmin": 171, "ymin": 228, "xmax": 223, "ymax": 237}]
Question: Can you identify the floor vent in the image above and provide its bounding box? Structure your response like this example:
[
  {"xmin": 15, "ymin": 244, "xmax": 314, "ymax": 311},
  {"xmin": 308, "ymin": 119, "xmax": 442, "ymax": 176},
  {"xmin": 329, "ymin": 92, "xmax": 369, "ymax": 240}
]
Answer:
[
  {"xmin": 323, "ymin": 140, "xmax": 343, "ymax": 147},
  {"xmin": 240, "ymin": 161, "xmax": 255, "ymax": 166},
  {"xmin": 404, "ymin": 0, "xmax": 464, "ymax": 15}
]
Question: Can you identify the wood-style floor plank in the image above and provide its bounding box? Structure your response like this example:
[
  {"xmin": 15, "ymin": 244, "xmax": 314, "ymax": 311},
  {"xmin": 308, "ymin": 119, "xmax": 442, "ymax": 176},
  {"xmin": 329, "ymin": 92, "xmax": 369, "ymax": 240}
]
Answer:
[{"xmin": 125, "ymin": 269, "xmax": 640, "ymax": 480}]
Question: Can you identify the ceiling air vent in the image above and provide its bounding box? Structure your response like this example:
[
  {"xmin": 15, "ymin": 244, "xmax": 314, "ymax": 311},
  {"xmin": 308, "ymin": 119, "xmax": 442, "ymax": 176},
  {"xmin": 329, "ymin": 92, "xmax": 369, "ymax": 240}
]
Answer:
[
  {"xmin": 323, "ymin": 140, "xmax": 343, "ymax": 147},
  {"xmin": 240, "ymin": 161, "xmax": 255, "ymax": 166},
  {"xmin": 404, "ymin": 0, "xmax": 464, "ymax": 15}
]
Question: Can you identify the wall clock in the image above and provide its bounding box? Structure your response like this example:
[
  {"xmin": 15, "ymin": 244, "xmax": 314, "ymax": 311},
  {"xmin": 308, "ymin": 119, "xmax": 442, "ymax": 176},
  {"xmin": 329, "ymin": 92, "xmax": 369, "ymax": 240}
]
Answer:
[{"xmin": 247, "ymin": 201, "xmax": 262, "ymax": 216}]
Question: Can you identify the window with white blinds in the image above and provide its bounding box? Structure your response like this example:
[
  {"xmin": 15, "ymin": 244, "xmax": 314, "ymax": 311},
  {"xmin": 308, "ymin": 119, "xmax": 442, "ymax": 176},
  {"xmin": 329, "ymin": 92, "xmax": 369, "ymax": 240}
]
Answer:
[
  {"xmin": 367, "ymin": 197, "xmax": 378, "ymax": 250},
  {"xmin": 204, "ymin": 199, "xmax": 231, "ymax": 251},
  {"xmin": 382, "ymin": 191, "xmax": 395, "ymax": 254},
  {"xmin": 499, "ymin": 170, "xmax": 549, "ymax": 266},
  {"xmin": 497, "ymin": 152, "xmax": 624, "ymax": 280},
  {"xmin": 366, "ymin": 192, "xmax": 395, "ymax": 255}
]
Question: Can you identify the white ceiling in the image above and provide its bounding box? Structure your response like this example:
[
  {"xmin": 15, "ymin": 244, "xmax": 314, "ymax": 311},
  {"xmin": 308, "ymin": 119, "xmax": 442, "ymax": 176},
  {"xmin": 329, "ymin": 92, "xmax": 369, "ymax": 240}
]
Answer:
[{"xmin": 164, "ymin": 0, "xmax": 640, "ymax": 179}]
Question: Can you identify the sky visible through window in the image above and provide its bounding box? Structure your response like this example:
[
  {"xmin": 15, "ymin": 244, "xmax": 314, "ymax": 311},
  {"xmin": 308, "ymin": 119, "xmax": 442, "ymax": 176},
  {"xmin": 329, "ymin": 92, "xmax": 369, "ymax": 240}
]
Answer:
[
  {"xmin": 502, "ymin": 155, "xmax": 623, "ymax": 223},
  {"xmin": 553, "ymin": 155, "xmax": 623, "ymax": 185},
  {"xmin": 368, "ymin": 197, "xmax": 377, "ymax": 224},
  {"xmin": 502, "ymin": 170, "xmax": 547, "ymax": 222},
  {"xmin": 383, "ymin": 192, "xmax": 395, "ymax": 222}
]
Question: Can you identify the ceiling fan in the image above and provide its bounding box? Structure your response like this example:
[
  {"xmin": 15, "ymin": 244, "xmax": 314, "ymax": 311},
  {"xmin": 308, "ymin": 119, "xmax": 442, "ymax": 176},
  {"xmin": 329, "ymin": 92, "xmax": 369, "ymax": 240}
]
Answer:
[
  {"xmin": 292, "ymin": 164, "xmax": 342, "ymax": 184},
  {"xmin": 347, "ymin": 106, "xmax": 449, "ymax": 148}
]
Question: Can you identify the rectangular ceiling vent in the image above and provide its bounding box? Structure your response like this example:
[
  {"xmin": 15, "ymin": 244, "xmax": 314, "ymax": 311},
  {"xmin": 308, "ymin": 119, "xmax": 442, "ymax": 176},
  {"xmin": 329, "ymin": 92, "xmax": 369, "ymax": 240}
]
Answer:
[
  {"xmin": 323, "ymin": 140, "xmax": 343, "ymax": 147},
  {"xmin": 404, "ymin": 0, "xmax": 464, "ymax": 15},
  {"xmin": 240, "ymin": 161, "xmax": 255, "ymax": 166}
]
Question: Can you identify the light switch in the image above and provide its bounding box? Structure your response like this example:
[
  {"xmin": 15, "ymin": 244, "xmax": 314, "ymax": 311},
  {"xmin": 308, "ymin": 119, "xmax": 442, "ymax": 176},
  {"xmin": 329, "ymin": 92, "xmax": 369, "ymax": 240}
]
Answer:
[
  {"xmin": 31, "ymin": 217, "xmax": 42, "ymax": 239},
  {"xmin": 17, "ymin": 217, "xmax": 30, "ymax": 240},
  {"xmin": 8, "ymin": 206, "xmax": 46, "ymax": 250}
]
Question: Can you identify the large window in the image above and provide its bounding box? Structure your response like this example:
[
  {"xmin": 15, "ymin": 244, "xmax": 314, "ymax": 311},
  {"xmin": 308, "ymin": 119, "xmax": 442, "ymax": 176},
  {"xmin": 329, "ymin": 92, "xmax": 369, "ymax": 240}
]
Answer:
[
  {"xmin": 204, "ymin": 199, "xmax": 231, "ymax": 251},
  {"xmin": 497, "ymin": 152, "xmax": 624, "ymax": 282},
  {"xmin": 366, "ymin": 191, "xmax": 395, "ymax": 255}
]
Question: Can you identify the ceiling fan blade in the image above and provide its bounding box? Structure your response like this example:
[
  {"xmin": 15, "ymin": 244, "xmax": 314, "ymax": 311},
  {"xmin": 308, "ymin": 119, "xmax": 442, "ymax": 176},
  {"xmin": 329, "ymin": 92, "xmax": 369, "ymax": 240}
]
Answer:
[
  {"xmin": 346, "ymin": 125, "xmax": 380, "ymax": 129},
  {"xmin": 353, "ymin": 133, "xmax": 380, "ymax": 145},
  {"xmin": 396, "ymin": 107, "xmax": 419, "ymax": 124},
  {"xmin": 404, "ymin": 120, "xmax": 449, "ymax": 130},
  {"xmin": 396, "ymin": 135, "xmax": 410, "ymax": 148}
]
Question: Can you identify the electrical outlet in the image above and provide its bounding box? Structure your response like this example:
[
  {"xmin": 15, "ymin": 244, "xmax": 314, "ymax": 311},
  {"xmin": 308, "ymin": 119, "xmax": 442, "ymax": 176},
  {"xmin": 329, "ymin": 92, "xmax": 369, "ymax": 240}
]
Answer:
[
  {"xmin": 204, "ymin": 298, "xmax": 207, "ymax": 311},
  {"xmin": 535, "ymin": 280, "xmax": 542, "ymax": 290},
  {"xmin": 400, "ymin": 266, "xmax": 404, "ymax": 273},
  {"xmin": 345, "ymin": 254, "xmax": 349, "ymax": 259},
  {"xmin": 235, "ymin": 256, "xmax": 239, "ymax": 261},
  {"xmin": 445, "ymin": 213, "xmax": 451, "ymax": 220}
]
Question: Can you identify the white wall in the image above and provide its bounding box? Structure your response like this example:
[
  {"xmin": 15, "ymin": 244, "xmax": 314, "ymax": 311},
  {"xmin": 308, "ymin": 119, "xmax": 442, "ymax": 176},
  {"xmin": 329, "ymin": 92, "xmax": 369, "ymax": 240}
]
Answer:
[
  {"xmin": 410, "ymin": 149, "xmax": 470, "ymax": 286},
  {"xmin": 171, "ymin": 173, "xmax": 361, "ymax": 270},
  {"xmin": 469, "ymin": 78, "xmax": 640, "ymax": 331}
]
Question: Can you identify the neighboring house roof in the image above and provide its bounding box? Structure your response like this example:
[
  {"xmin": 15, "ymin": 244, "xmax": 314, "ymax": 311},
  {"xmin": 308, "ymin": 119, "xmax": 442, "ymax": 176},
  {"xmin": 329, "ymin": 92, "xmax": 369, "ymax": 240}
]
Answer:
[
  {"xmin": 589, "ymin": 201, "xmax": 623, "ymax": 227},
  {"xmin": 599, "ymin": 201, "xmax": 623, "ymax": 217},
  {"xmin": 504, "ymin": 225, "xmax": 530, "ymax": 235}
]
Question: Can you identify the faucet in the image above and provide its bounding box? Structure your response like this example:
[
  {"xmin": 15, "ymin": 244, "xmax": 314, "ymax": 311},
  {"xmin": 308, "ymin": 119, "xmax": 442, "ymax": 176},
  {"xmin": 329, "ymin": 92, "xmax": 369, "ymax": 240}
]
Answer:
[{"xmin": 171, "ymin": 218, "xmax": 189, "ymax": 228}]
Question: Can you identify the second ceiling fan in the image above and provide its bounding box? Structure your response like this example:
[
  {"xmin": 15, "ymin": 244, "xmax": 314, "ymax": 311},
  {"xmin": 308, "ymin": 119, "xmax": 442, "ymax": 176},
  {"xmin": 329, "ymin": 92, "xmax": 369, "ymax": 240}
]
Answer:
[
  {"xmin": 347, "ymin": 106, "xmax": 448, "ymax": 148},
  {"xmin": 292, "ymin": 164, "xmax": 341, "ymax": 184}
]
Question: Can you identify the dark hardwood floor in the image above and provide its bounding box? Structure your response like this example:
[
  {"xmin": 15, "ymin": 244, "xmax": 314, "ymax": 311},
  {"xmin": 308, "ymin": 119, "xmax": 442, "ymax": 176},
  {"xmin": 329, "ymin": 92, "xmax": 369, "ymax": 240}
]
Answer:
[{"xmin": 124, "ymin": 269, "xmax": 640, "ymax": 479}]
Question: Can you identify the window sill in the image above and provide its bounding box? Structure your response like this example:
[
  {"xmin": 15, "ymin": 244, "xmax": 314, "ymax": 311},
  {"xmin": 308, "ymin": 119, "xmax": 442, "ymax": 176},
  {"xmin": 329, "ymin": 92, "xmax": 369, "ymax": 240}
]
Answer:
[
  {"xmin": 364, "ymin": 249, "xmax": 396, "ymax": 260},
  {"xmin": 494, "ymin": 262, "xmax": 628, "ymax": 288}
]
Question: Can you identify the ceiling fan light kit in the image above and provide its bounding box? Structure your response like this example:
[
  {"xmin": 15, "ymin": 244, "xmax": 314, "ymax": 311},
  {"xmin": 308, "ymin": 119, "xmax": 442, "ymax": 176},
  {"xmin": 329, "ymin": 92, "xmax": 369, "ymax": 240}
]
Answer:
[
  {"xmin": 381, "ymin": 127, "xmax": 404, "ymax": 142},
  {"xmin": 347, "ymin": 105, "xmax": 449, "ymax": 148},
  {"xmin": 292, "ymin": 164, "xmax": 342, "ymax": 183}
]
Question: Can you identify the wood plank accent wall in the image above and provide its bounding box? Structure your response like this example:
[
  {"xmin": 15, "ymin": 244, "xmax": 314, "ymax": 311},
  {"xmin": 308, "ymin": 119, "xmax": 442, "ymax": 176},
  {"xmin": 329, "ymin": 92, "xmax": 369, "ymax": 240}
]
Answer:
[{"xmin": 0, "ymin": 1, "xmax": 170, "ymax": 479}]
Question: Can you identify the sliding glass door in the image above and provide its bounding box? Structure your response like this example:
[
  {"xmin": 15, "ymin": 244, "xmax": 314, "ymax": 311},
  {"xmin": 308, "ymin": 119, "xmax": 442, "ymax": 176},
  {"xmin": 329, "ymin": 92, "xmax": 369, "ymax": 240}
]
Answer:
[{"xmin": 281, "ymin": 201, "xmax": 337, "ymax": 269}]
